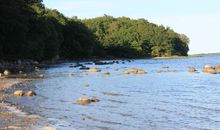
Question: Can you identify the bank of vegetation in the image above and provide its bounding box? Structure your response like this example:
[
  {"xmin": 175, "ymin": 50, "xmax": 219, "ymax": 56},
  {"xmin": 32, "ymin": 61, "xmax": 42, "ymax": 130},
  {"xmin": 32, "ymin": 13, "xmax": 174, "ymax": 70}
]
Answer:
[{"xmin": 0, "ymin": 0, "xmax": 189, "ymax": 61}]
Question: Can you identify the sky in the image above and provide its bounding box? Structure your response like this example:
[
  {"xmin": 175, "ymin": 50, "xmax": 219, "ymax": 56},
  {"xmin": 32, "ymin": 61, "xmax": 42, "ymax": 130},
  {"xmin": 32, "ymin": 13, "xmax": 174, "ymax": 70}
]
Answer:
[{"xmin": 43, "ymin": 0, "xmax": 220, "ymax": 54}]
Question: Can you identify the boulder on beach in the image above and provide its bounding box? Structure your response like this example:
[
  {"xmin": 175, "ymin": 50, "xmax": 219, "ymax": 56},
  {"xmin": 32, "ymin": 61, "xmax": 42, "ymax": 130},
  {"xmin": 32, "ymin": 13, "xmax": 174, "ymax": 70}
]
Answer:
[
  {"xmin": 88, "ymin": 68, "xmax": 101, "ymax": 72},
  {"xmin": 25, "ymin": 90, "xmax": 37, "ymax": 96},
  {"xmin": 3, "ymin": 70, "xmax": 10, "ymax": 76},
  {"xmin": 14, "ymin": 90, "xmax": 25, "ymax": 96},
  {"xmin": 188, "ymin": 67, "xmax": 197, "ymax": 72}
]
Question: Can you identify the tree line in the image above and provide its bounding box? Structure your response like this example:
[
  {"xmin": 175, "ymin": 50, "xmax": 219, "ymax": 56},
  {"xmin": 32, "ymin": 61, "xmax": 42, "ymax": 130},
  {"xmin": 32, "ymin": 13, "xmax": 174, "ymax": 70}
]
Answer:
[{"xmin": 0, "ymin": 0, "xmax": 189, "ymax": 61}]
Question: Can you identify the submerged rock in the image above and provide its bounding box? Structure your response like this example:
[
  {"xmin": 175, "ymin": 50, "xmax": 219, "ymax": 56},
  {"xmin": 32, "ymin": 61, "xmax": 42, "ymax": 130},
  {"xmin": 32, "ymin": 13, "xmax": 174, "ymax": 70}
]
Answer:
[
  {"xmin": 103, "ymin": 72, "xmax": 110, "ymax": 75},
  {"xmin": 90, "ymin": 97, "xmax": 100, "ymax": 102},
  {"xmin": 88, "ymin": 68, "xmax": 101, "ymax": 72},
  {"xmin": 14, "ymin": 90, "xmax": 25, "ymax": 96},
  {"xmin": 168, "ymin": 70, "xmax": 177, "ymax": 72},
  {"xmin": 188, "ymin": 67, "xmax": 197, "ymax": 72},
  {"xmin": 157, "ymin": 70, "xmax": 165, "ymax": 73},
  {"xmin": 112, "ymin": 68, "xmax": 119, "ymax": 71},
  {"xmin": 81, "ymin": 72, "xmax": 88, "ymax": 75}
]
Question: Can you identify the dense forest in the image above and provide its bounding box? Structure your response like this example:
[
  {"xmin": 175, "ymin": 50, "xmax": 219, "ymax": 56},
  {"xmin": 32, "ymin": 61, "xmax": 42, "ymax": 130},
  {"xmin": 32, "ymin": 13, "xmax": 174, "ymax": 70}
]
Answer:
[{"xmin": 0, "ymin": 0, "xmax": 189, "ymax": 61}]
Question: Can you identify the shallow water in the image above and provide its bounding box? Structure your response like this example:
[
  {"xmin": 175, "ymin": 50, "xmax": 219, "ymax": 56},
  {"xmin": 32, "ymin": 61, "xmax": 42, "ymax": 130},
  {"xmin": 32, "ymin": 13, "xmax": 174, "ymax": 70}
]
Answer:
[{"xmin": 7, "ymin": 55, "xmax": 220, "ymax": 130}]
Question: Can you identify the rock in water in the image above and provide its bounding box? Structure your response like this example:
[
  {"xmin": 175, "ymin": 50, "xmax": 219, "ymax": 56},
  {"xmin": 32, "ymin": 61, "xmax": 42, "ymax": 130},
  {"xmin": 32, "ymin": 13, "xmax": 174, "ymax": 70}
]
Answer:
[
  {"xmin": 203, "ymin": 65, "xmax": 216, "ymax": 74},
  {"xmin": 25, "ymin": 91, "xmax": 37, "ymax": 96},
  {"xmin": 103, "ymin": 72, "xmax": 110, "ymax": 75},
  {"xmin": 90, "ymin": 97, "xmax": 100, "ymax": 102},
  {"xmin": 188, "ymin": 67, "xmax": 197, "ymax": 72},
  {"xmin": 137, "ymin": 69, "xmax": 146, "ymax": 74},
  {"xmin": 215, "ymin": 65, "xmax": 220, "ymax": 73},
  {"xmin": 14, "ymin": 90, "xmax": 24, "ymax": 96},
  {"xmin": 123, "ymin": 71, "xmax": 130, "ymax": 75},
  {"xmin": 162, "ymin": 66, "xmax": 169, "ymax": 68},
  {"xmin": 127, "ymin": 68, "xmax": 138, "ymax": 74},
  {"xmin": 168, "ymin": 70, "xmax": 177, "ymax": 72},
  {"xmin": 88, "ymin": 68, "xmax": 101, "ymax": 72},
  {"xmin": 77, "ymin": 98, "xmax": 91, "ymax": 104},
  {"xmin": 112, "ymin": 68, "xmax": 119, "ymax": 71}
]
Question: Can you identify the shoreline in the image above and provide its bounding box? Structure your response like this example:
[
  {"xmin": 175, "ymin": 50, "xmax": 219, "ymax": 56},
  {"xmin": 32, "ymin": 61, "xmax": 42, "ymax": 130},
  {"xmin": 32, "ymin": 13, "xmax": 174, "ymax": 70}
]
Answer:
[
  {"xmin": 0, "ymin": 78, "xmax": 42, "ymax": 129},
  {"xmin": 0, "ymin": 78, "xmax": 55, "ymax": 130}
]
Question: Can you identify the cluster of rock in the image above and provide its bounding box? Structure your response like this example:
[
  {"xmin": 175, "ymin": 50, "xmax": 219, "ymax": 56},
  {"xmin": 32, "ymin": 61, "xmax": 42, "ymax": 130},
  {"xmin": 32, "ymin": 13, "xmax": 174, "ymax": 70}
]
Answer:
[
  {"xmin": 14, "ymin": 90, "xmax": 37, "ymax": 97},
  {"xmin": 0, "ymin": 66, "xmax": 44, "ymax": 79},
  {"xmin": 0, "ymin": 70, "xmax": 11, "ymax": 77},
  {"xmin": 94, "ymin": 60, "xmax": 119, "ymax": 65},
  {"xmin": 203, "ymin": 65, "xmax": 220, "ymax": 74},
  {"xmin": 187, "ymin": 65, "xmax": 220, "ymax": 74},
  {"xmin": 77, "ymin": 97, "xmax": 100, "ymax": 105},
  {"xmin": 123, "ymin": 68, "xmax": 146, "ymax": 75}
]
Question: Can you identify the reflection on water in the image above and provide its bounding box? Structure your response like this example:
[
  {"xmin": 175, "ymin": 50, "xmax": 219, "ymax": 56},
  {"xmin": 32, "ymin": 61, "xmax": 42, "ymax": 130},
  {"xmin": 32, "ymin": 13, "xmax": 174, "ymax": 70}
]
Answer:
[{"xmin": 7, "ymin": 55, "xmax": 220, "ymax": 130}]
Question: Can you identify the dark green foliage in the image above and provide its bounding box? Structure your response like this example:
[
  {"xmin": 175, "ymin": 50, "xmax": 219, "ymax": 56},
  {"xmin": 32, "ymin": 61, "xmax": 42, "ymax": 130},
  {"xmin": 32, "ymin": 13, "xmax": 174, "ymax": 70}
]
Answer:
[
  {"xmin": 83, "ymin": 16, "xmax": 189, "ymax": 58},
  {"xmin": 0, "ymin": 1, "xmax": 189, "ymax": 61},
  {"xmin": 60, "ymin": 19, "xmax": 99, "ymax": 59}
]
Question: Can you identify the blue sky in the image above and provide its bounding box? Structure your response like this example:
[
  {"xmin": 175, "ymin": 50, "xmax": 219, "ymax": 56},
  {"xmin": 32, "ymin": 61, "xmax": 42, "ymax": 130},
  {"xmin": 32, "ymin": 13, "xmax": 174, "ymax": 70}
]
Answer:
[{"xmin": 43, "ymin": 0, "xmax": 220, "ymax": 54}]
